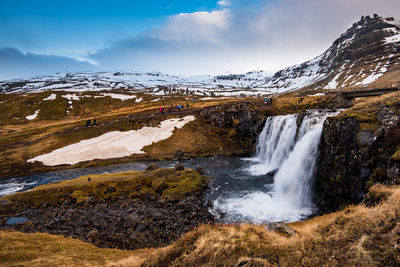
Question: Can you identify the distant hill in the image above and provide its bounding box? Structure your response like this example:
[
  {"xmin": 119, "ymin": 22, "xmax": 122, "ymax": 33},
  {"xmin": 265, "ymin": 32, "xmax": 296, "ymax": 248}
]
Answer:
[{"xmin": 1, "ymin": 14, "xmax": 399, "ymax": 96}]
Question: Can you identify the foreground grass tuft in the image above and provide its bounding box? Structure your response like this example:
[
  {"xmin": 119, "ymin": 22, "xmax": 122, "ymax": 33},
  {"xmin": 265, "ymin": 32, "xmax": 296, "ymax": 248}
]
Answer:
[{"xmin": 1, "ymin": 184, "xmax": 400, "ymax": 266}]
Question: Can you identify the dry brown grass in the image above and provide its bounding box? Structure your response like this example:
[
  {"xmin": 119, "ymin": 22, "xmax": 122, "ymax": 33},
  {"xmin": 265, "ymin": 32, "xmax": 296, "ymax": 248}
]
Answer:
[
  {"xmin": 0, "ymin": 92, "xmax": 243, "ymax": 178},
  {"xmin": 0, "ymin": 230, "xmax": 151, "ymax": 267},
  {"xmin": 2, "ymin": 184, "xmax": 400, "ymax": 266},
  {"xmin": 141, "ymin": 184, "xmax": 400, "ymax": 266}
]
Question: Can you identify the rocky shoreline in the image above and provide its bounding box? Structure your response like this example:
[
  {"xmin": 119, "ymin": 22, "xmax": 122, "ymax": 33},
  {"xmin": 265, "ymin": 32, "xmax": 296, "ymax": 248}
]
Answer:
[{"xmin": 0, "ymin": 166, "xmax": 214, "ymax": 250}]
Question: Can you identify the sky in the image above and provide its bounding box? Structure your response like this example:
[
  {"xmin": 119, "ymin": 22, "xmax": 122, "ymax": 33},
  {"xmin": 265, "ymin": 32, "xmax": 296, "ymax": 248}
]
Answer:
[{"xmin": 1, "ymin": 0, "xmax": 400, "ymax": 80}]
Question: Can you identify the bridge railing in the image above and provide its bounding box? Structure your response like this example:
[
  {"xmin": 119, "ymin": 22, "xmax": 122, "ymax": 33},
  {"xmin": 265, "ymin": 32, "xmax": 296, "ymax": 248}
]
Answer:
[{"xmin": 341, "ymin": 80, "xmax": 400, "ymax": 93}]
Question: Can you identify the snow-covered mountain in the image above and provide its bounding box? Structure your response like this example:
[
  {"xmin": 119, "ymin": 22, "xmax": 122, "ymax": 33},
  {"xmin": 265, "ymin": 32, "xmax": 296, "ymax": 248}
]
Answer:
[
  {"xmin": 1, "ymin": 15, "xmax": 399, "ymax": 96},
  {"xmin": 257, "ymin": 14, "xmax": 400, "ymax": 91}
]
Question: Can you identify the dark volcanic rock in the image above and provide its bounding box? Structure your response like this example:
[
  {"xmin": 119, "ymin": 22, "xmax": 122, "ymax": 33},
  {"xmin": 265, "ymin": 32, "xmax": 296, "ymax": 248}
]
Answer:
[
  {"xmin": 315, "ymin": 103, "xmax": 400, "ymax": 212},
  {"xmin": 196, "ymin": 167, "xmax": 206, "ymax": 175},
  {"xmin": 0, "ymin": 171, "xmax": 214, "ymax": 250},
  {"xmin": 174, "ymin": 164, "xmax": 185, "ymax": 171},
  {"xmin": 199, "ymin": 102, "xmax": 266, "ymax": 142}
]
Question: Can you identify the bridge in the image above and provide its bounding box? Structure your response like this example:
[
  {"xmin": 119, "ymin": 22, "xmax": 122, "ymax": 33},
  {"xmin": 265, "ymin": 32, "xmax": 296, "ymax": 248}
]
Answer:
[{"xmin": 340, "ymin": 81, "xmax": 400, "ymax": 98}]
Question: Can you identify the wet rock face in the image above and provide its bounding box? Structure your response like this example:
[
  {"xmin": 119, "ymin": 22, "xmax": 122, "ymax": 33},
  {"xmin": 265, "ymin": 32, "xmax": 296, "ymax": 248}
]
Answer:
[
  {"xmin": 1, "ymin": 192, "xmax": 214, "ymax": 250},
  {"xmin": 315, "ymin": 105, "xmax": 400, "ymax": 212},
  {"xmin": 199, "ymin": 102, "xmax": 266, "ymax": 142}
]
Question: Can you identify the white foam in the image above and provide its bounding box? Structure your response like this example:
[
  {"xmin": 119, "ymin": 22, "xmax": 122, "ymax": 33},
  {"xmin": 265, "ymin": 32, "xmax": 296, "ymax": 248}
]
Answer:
[{"xmin": 0, "ymin": 181, "xmax": 37, "ymax": 197}]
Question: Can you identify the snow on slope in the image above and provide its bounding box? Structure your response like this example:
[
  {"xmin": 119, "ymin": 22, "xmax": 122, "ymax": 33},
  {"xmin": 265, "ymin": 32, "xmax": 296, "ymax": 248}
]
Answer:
[
  {"xmin": 27, "ymin": 116, "xmax": 196, "ymax": 166},
  {"xmin": 1, "ymin": 16, "xmax": 399, "ymax": 95}
]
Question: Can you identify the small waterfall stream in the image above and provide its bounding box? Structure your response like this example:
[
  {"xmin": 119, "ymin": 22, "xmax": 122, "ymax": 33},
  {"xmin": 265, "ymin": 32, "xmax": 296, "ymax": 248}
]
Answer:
[{"xmin": 213, "ymin": 110, "xmax": 338, "ymax": 223}]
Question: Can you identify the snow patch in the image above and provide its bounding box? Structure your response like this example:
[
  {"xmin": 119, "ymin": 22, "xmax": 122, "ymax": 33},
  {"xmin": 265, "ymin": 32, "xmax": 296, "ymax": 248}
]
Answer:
[
  {"xmin": 27, "ymin": 116, "xmax": 196, "ymax": 166},
  {"xmin": 100, "ymin": 93, "xmax": 136, "ymax": 101},
  {"xmin": 62, "ymin": 94, "xmax": 80, "ymax": 101},
  {"xmin": 26, "ymin": 110, "xmax": 40, "ymax": 120},
  {"xmin": 385, "ymin": 33, "xmax": 400, "ymax": 44},
  {"xmin": 325, "ymin": 72, "xmax": 341, "ymax": 89},
  {"xmin": 43, "ymin": 93, "xmax": 57, "ymax": 101},
  {"xmin": 308, "ymin": 93, "xmax": 326, "ymax": 97}
]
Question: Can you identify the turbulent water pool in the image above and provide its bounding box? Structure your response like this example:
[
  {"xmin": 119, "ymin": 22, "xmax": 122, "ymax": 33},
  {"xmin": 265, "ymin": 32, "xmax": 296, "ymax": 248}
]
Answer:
[
  {"xmin": 0, "ymin": 156, "xmax": 272, "ymax": 221},
  {"xmin": 0, "ymin": 110, "xmax": 339, "ymax": 224}
]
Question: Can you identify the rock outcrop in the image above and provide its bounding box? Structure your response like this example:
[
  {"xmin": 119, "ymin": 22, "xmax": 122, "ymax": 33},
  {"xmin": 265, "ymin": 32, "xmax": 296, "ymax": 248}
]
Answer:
[
  {"xmin": 199, "ymin": 102, "xmax": 267, "ymax": 142},
  {"xmin": 315, "ymin": 92, "xmax": 400, "ymax": 211}
]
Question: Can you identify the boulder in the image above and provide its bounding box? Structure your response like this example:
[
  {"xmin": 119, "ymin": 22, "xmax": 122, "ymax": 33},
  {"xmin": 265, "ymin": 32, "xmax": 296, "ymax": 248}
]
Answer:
[
  {"xmin": 266, "ymin": 222, "xmax": 297, "ymax": 237},
  {"xmin": 124, "ymin": 213, "xmax": 139, "ymax": 228},
  {"xmin": 87, "ymin": 228, "xmax": 100, "ymax": 242},
  {"xmin": 196, "ymin": 167, "xmax": 206, "ymax": 175},
  {"xmin": 174, "ymin": 164, "xmax": 185, "ymax": 171}
]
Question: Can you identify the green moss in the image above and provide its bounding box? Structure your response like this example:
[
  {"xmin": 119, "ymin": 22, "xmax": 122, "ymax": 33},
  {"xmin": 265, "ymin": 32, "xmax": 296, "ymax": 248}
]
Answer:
[
  {"xmin": 3, "ymin": 168, "xmax": 209, "ymax": 208},
  {"xmin": 341, "ymin": 111, "xmax": 378, "ymax": 123}
]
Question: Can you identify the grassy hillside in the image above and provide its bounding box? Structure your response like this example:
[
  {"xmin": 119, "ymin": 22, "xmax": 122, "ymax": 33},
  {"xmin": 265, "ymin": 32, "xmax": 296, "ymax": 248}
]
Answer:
[{"xmin": 0, "ymin": 90, "xmax": 337, "ymax": 178}]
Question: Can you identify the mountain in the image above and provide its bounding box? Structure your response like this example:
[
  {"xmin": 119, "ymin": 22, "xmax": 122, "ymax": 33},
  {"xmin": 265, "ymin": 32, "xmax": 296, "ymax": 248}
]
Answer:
[
  {"xmin": 210, "ymin": 14, "xmax": 400, "ymax": 92},
  {"xmin": 1, "ymin": 14, "xmax": 399, "ymax": 95}
]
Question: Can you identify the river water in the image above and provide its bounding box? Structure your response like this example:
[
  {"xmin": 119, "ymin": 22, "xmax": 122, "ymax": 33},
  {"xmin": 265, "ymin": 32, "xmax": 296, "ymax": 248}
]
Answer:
[{"xmin": 0, "ymin": 110, "xmax": 338, "ymax": 224}]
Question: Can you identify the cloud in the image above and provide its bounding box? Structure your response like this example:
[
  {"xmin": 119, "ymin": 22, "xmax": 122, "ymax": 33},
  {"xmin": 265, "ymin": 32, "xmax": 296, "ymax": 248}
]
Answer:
[
  {"xmin": 149, "ymin": 9, "xmax": 231, "ymax": 44},
  {"xmin": 3, "ymin": 0, "xmax": 400, "ymax": 79},
  {"xmin": 89, "ymin": 0, "xmax": 400, "ymax": 76},
  {"xmin": 0, "ymin": 48, "xmax": 96, "ymax": 80},
  {"xmin": 217, "ymin": 0, "xmax": 231, "ymax": 7}
]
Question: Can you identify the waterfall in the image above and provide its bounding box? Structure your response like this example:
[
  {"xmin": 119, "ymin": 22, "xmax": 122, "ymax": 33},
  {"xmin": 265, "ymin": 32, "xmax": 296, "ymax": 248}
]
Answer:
[
  {"xmin": 247, "ymin": 115, "xmax": 298, "ymax": 175},
  {"xmin": 214, "ymin": 110, "xmax": 338, "ymax": 223},
  {"xmin": 269, "ymin": 111, "xmax": 331, "ymax": 221}
]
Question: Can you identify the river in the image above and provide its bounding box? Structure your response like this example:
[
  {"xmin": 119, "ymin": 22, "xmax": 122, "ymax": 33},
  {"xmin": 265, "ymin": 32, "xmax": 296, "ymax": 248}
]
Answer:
[{"xmin": 0, "ymin": 110, "xmax": 338, "ymax": 224}]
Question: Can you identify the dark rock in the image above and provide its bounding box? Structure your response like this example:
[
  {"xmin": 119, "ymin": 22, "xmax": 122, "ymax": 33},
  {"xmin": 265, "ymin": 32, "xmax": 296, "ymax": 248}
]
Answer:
[
  {"xmin": 196, "ymin": 167, "xmax": 206, "ymax": 175},
  {"xmin": 129, "ymin": 224, "xmax": 146, "ymax": 241},
  {"xmin": 174, "ymin": 164, "xmax": 185, "ymax": 171},
  {"xmin": 266, "ymin": 168, "xmax": 278, "ymax": 176},
  {"xmin": 315, "ymin": 103, "xmax": 400, "ymax": 212},
  {"xmin": 87, "ymin": 228, "xmax": 99, "ymax": 242},
  {"xmin": 174, "ymin": 150, "xmax": 185, "ymax": 160},
  {"xmin": 266, "ymin": 221, "xmax": 297, "ymax": 236}
]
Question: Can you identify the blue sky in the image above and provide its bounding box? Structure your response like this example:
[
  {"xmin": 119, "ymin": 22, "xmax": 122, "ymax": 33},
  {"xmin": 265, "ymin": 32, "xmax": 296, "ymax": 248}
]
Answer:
[
  {"xmin": 0, "ymin": 0, "xmax": 399, "ymax": 80},
  {"xmin": 0, "ymin": 0, "xmax": 222, "ymax": 57}
]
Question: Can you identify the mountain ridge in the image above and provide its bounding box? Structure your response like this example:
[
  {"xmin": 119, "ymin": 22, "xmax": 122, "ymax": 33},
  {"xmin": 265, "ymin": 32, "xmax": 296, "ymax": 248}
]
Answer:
[{"xmin": 1, "ymin": 14, "xmax": 399, "ymax": 96}]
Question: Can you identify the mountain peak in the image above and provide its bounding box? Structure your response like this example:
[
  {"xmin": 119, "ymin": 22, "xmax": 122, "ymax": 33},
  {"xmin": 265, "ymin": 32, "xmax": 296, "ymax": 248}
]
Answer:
[{"xmin": 262, "ymin": 14, "xmax": 400, "ymax": 91}]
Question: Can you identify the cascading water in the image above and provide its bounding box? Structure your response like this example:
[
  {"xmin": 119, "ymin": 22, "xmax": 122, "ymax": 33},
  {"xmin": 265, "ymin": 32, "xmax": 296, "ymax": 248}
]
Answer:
[
  {"xmin": 247, "ymin": 115, "xmax": 298, "ymax": 176},
  {"xmin": 213, "ymin": 110, "xmax": 339, "ymax": 223}
]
